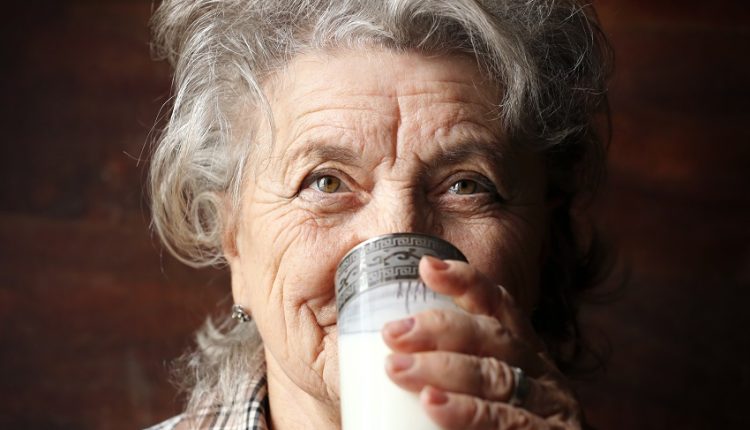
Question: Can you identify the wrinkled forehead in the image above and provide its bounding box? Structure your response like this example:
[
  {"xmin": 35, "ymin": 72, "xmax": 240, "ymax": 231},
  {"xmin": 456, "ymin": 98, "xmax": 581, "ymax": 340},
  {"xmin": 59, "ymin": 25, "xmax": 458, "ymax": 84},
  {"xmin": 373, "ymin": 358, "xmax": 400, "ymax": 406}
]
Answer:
[{"xmin": 255, "ymin": 49, "xmax": 505, "ymax": 158}]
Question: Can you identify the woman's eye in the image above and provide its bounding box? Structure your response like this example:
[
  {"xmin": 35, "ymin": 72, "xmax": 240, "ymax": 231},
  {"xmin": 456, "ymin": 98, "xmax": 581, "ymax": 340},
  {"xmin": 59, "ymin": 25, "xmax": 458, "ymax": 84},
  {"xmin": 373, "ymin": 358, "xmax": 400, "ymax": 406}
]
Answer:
[
  {"xmin": 448, "ymin": 179, "xmax": 485, "ymax": 195},
  {"xmin": 312, "ymin": 175, "xmax": 343, "ymax": 193}
]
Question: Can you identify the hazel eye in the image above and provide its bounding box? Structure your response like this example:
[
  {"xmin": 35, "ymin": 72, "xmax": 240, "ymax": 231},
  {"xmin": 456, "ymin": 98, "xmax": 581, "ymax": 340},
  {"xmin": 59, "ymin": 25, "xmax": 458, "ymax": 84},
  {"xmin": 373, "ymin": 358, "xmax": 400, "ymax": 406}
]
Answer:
[
  {"xmin": 448, "ymin": 179, "xmax": 484, "ymax": 195},
  {"xmin": 313, "ymin": 175, "xmax": 342, "ymax": 193}
]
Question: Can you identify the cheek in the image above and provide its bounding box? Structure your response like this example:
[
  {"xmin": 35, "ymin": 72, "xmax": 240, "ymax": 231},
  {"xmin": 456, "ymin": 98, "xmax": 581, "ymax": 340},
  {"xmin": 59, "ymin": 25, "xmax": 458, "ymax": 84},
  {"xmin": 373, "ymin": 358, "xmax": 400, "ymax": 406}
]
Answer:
[
  {"xmin": 279, "ymin": 226, "xmax": 343, "ymax": 303},
  {"xmin": 238, "ymin": 198, "xmax": 360, "ymax": 319}
]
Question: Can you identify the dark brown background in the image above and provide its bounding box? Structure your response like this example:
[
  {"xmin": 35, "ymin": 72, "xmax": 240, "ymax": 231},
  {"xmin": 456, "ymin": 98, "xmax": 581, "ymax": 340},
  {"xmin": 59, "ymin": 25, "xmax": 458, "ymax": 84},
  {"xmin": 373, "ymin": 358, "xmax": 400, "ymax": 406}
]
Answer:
[{"xmin": 1, "ymin": 0, "xmax": 748, "ymax": 429}]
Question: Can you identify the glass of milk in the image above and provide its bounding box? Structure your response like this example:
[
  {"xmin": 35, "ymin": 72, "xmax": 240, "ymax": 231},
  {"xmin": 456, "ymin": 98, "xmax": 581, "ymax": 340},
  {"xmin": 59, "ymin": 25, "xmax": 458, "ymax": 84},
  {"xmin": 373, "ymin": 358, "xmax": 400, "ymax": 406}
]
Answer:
[{"xmin": 335, "ymin": 233, "xmax": 467, "ymax": 430}]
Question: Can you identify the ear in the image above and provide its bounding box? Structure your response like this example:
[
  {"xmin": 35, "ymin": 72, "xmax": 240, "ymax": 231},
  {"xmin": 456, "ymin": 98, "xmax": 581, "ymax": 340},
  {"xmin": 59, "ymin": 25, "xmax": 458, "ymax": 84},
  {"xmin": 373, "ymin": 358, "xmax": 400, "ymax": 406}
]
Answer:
[
  {"xmin": 220, "ymin": 192, "xmax": 240, "ymax": 260},
  {"xmin": 220, "ymin": 193, "xmax": 250, "ymax": 310}
]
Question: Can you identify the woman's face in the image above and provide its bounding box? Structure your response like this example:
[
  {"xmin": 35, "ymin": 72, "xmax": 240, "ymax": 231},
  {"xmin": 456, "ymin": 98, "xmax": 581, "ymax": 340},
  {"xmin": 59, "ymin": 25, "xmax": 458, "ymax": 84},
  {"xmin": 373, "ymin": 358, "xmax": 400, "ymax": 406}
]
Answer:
[{"xmin": 225, "ymin": 49, "xmax": 548, "ymax": 409}]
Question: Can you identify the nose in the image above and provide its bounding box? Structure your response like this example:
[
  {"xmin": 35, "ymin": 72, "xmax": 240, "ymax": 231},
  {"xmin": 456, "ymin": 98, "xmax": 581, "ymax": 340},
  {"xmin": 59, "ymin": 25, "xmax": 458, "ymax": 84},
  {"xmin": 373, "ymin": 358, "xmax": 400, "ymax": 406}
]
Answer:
[{"xmin": 356, "ymin": 190, "xmax": 438, "ymax": 241}]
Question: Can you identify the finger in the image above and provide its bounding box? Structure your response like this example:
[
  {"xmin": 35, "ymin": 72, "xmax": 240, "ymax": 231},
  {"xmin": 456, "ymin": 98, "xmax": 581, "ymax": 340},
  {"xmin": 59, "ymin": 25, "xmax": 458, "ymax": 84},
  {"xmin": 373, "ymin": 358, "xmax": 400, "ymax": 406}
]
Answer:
[
  {"xmin": 419, "ymin": 386, "xmax": 554, "ymax": 430},
  {"xmin": 386, "ymin": 352, "xmax": 517, "ymax": 400},
  {"xmin": 419, "ymin": 255, "xmax": 504, "ymax": 317},
  {"xmin": 419, "ymin": 256, "xmax": 543, "ymax": 352},
  {"xmin": 382, "ymin": 309, "xmax": 540, "ymax": 372},
  {"xmin": 386, "ymin": 352, "xmax": 565, "ymax": 418}
]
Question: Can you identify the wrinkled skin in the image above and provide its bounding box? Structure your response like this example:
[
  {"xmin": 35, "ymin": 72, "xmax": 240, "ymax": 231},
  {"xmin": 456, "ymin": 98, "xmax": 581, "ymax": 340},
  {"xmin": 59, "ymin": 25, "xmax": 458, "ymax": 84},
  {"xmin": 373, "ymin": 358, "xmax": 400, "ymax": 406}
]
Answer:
[{"xmin": 225, "ymin": 49, "xmax": 582, "ymax": 429}]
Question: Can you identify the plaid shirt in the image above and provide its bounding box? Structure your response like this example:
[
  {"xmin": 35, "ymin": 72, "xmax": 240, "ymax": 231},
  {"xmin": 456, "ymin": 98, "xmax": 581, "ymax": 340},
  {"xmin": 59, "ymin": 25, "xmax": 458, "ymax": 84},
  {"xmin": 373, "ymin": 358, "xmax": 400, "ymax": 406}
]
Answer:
[{"xmin": 146, "ymin": 365, "xmax": 269, "ymax": 430}]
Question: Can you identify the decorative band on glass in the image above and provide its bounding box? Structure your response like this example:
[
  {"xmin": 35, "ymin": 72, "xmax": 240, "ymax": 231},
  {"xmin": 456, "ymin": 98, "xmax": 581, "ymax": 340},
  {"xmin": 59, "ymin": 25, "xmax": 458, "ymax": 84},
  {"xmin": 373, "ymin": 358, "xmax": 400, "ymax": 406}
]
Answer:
[{"xmin": 335, "ymin": 233, "xmax": 467, "ymax": 313}]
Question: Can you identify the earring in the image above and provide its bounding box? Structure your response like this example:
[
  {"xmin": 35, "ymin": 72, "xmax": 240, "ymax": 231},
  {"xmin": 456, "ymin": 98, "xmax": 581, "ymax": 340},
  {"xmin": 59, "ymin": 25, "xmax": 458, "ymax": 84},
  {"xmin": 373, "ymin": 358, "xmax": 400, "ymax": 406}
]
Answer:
[{"xmin": 231, "ymin": 304, "xmax": 251, "ymax": 323}]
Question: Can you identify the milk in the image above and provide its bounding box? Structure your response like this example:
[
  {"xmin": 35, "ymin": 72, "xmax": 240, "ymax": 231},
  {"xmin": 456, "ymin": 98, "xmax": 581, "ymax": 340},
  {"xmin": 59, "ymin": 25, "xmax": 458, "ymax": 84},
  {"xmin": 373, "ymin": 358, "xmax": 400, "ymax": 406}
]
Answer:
[
  {"xmin": 334, "ymin": 234, "xmax": 466, "ymax": 430},
  {"xmin": 339, "ymin": 331, "xmax": 440, "ymax": 430}
]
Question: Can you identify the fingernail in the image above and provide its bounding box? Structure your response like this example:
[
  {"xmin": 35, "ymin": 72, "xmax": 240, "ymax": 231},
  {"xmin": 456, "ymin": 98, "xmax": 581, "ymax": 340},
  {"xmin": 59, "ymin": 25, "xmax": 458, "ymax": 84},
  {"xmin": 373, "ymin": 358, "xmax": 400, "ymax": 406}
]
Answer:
[
  {"xmin": 384, "ymin": 317, "xmax": 415, "ymax": 338},
  {"xmin": 423, "ymin": 386, "xmax": 449, "ymax": 405},
  {"xmin": 423, "ymin": 255, "xmax": 449, "ymax": 271},
  {"xmin": 387, "ymin": 354, "xmax": 414, "ymax": 372}
]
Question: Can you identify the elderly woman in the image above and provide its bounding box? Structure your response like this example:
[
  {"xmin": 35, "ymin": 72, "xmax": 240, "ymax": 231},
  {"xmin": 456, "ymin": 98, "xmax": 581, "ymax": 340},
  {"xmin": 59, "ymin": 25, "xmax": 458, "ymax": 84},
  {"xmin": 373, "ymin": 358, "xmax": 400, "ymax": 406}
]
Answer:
[{"xmin": 147, "ymin": 0, "xmax": 610, "ymax": 429}]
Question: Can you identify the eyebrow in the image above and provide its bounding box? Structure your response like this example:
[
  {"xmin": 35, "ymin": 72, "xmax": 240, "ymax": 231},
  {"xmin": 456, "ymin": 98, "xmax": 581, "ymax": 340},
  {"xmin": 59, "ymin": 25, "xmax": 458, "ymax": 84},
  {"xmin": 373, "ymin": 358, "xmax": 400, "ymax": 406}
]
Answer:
[
  {"xmin": 281, "ymin": 132, "xmax": 512, "ymax": 183},
  {"xmin": 287, "ymin": 139, "xmax": 506, "ymax": 167},
  {"xmin": 424, "ymin": 139, "xmax": 509, "ymax": 171},
  {"xmin": 284, "ymin": 140, "xmax": 363, "ymax": 170}
]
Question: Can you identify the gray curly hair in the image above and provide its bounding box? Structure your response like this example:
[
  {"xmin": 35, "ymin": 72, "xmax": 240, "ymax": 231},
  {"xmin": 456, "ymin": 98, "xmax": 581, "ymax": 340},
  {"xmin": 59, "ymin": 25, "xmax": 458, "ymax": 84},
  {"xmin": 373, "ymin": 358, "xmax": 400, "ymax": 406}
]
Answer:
[{"xmin": 149, "ymin": 0, "xmax": 612, "ymax": 417}]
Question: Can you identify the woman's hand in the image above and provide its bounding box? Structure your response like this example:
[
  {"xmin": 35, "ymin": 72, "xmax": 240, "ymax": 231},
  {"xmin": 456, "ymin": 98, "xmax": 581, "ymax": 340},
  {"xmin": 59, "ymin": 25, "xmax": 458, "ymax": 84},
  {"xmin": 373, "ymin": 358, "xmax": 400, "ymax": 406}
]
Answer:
[{"xmin": 382, "ymin": 256, "xmax": 582, "ymax": 429}]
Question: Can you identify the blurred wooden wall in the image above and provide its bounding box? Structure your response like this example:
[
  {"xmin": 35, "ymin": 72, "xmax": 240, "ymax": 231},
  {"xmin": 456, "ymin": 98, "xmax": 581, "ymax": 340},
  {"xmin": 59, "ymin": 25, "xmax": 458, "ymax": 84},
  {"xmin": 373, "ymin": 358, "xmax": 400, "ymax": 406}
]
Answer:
[
  {"xmin": 0, "ymin": 1, "xmax": 747, "ymax": 429},
  {"xmin": 579, "ymin": 1, "xmax": 750, "ymax": 428}
]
